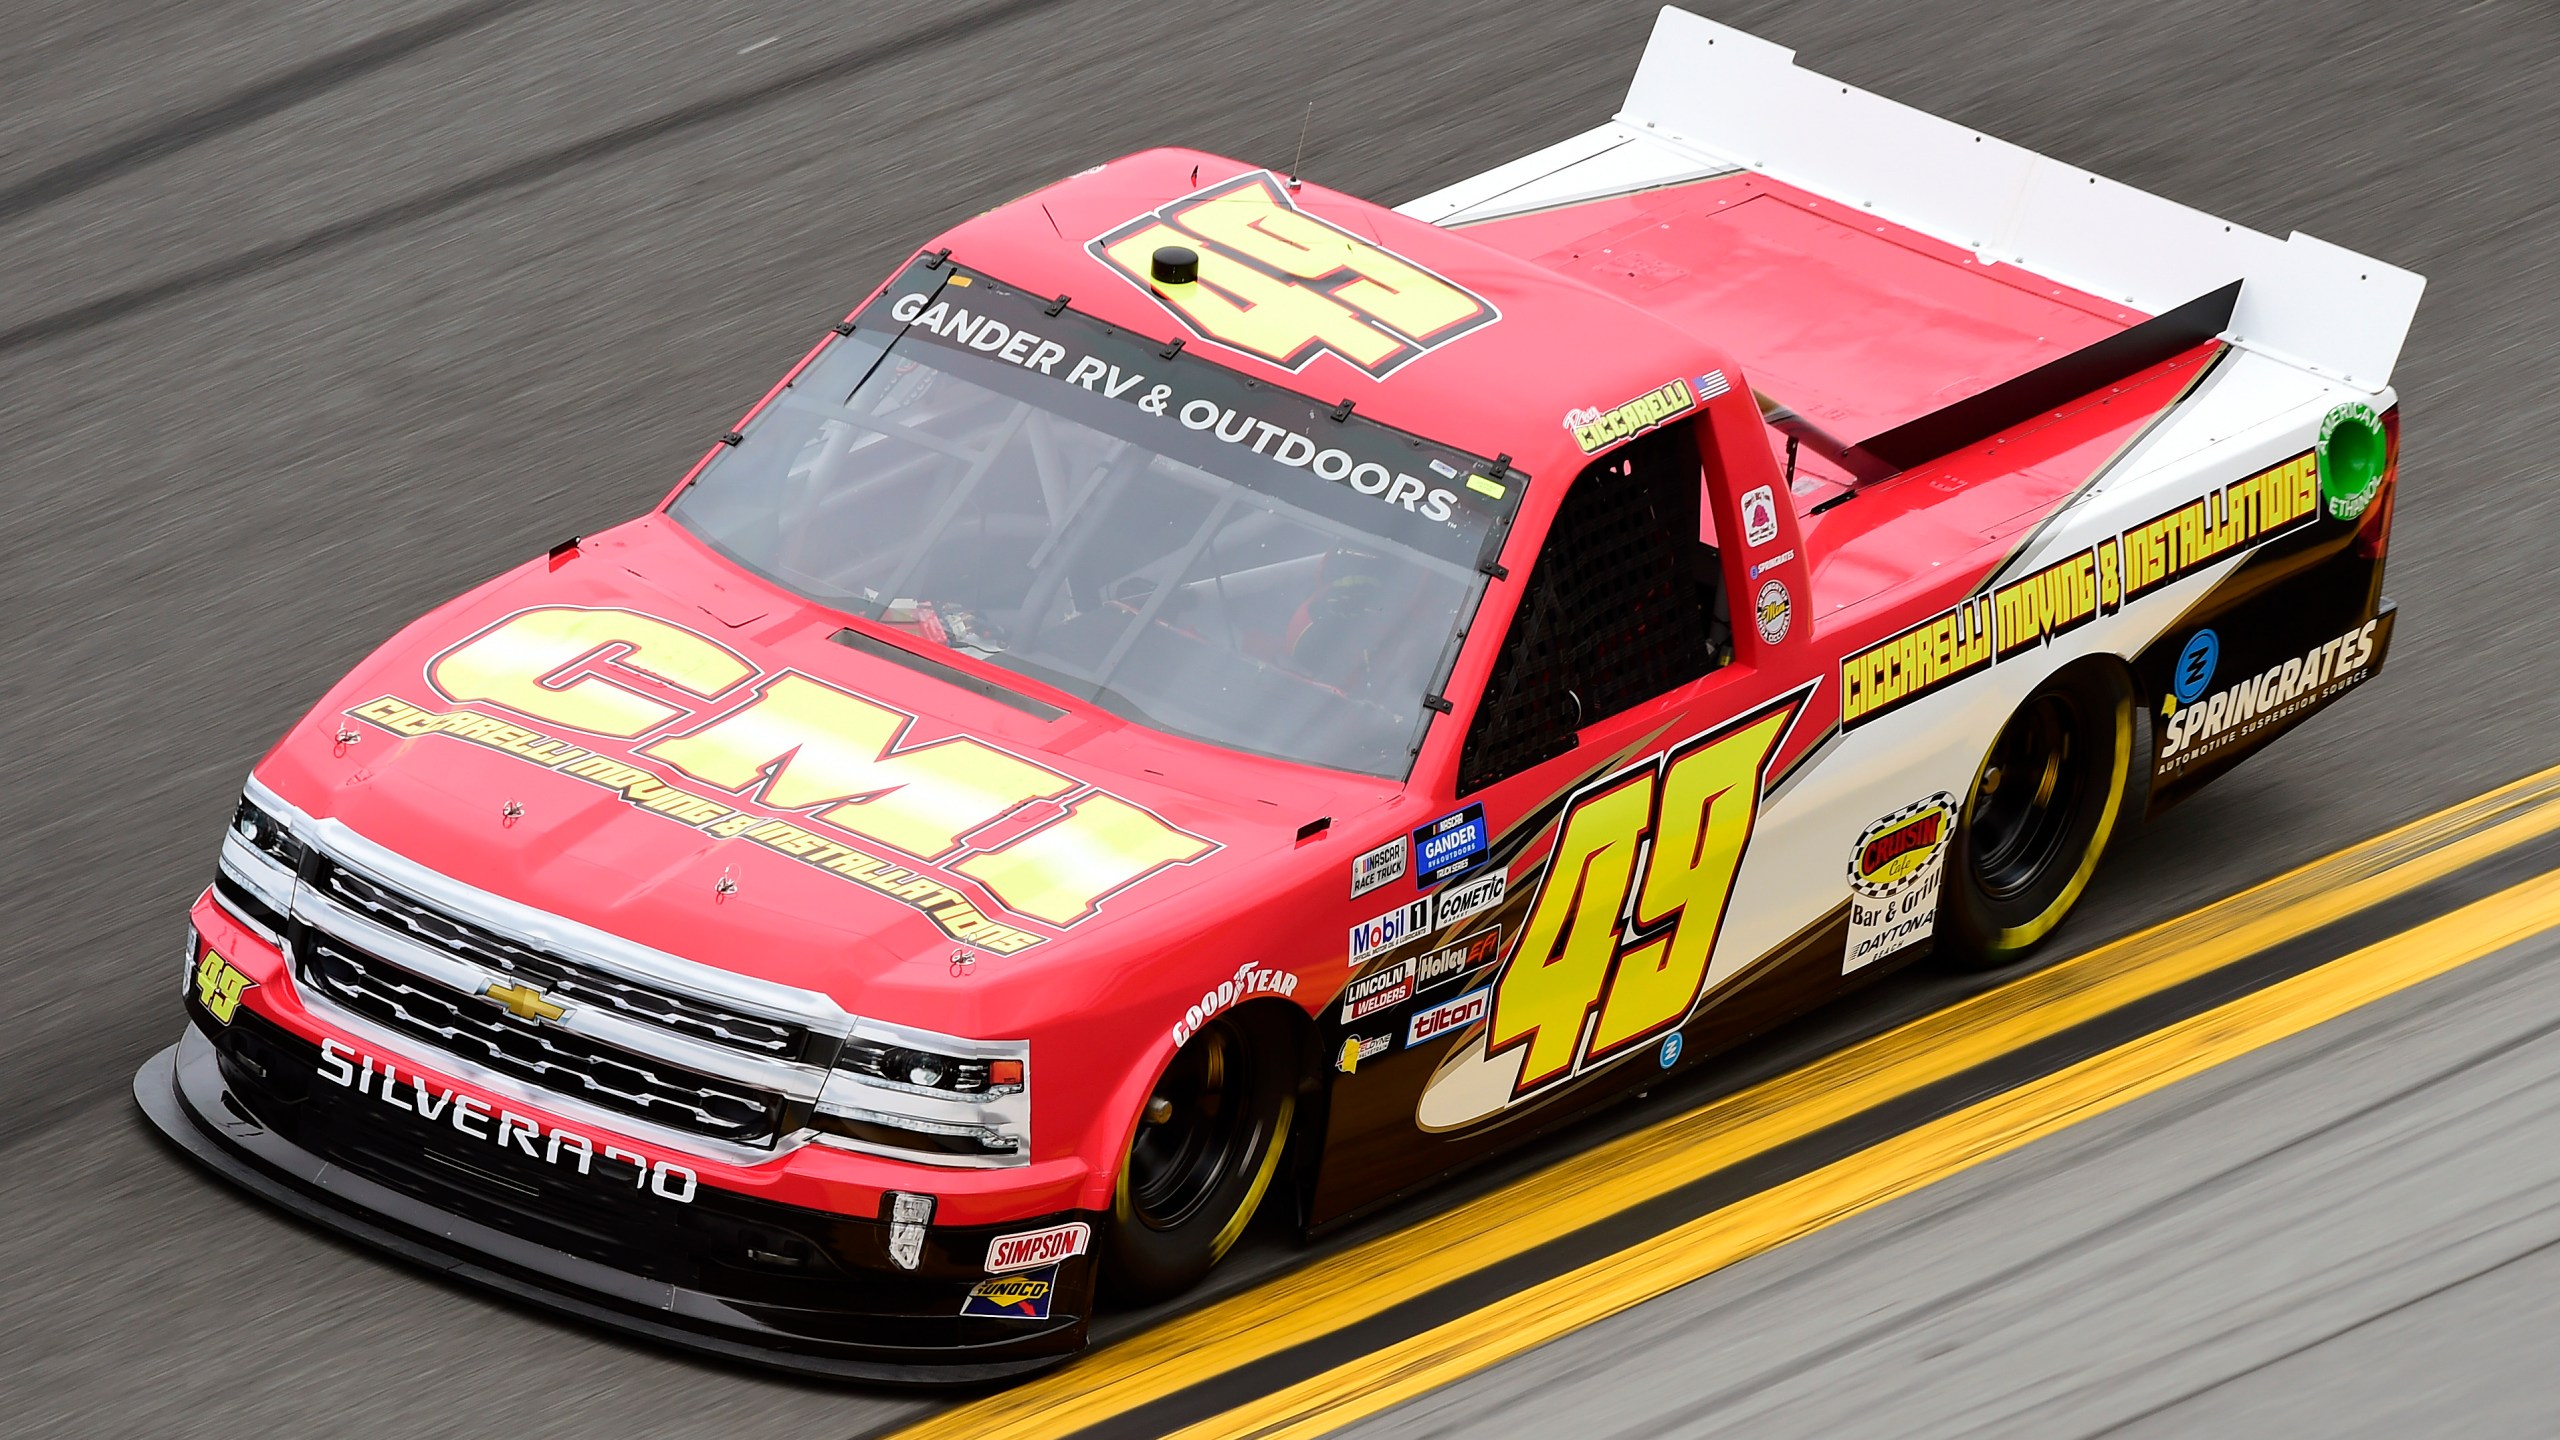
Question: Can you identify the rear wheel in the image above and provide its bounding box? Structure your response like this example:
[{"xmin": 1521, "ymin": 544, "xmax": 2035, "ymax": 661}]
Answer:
[
  {"xmin": 1103, "ymin": 1007, "xmax": 1294, "ymax": 1302},
  {"xmin": 1940, "ymin": 664, "xmax": 2140, "ymax": 968}
]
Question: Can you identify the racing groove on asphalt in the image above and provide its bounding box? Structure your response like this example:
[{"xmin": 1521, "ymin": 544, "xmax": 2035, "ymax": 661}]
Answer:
[{"xmin": 2, "ymin": 1, "xmax": 2552, "ymax": 1436}]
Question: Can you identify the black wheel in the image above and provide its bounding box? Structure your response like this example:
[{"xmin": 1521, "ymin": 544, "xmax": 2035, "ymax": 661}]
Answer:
[
  {"xmin": 1103, "ymin": 1007, "xmax": 1295, "ymax": 1303},
  {"xmin": 1940, "ymin": 663, "xmax": 2141, "ymax": 969}
]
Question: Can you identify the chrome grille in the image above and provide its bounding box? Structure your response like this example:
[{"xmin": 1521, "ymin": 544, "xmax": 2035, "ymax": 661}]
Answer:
[
  {"xmin": 316, "ymin": 860, "xmax": 805, "ymax": 1059},
  {"xmin": 298, "ymin": 935, "xmax": 784, "ymax": 1145}
]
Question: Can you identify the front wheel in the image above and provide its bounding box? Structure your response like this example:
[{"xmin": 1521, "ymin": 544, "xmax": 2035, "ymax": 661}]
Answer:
[
  {"xmin": 1939, "ymin": 663, "xmax": 2142, "ymax": 969},
  {"xmin": 1102, "ymin": 1007, "xmax": 1294, "ymax": 1303}
]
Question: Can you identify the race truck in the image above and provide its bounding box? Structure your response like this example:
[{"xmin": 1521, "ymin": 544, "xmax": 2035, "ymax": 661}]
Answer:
[{"xmin": 139, "ymin": 6, "xmax": 2422, "ymax": 1383}]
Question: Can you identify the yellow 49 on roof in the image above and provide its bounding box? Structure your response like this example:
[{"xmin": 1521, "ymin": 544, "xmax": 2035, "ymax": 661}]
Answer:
[{"xmin": 1090, "ymin": 170, "xmax": 1497, "ymax": 378}]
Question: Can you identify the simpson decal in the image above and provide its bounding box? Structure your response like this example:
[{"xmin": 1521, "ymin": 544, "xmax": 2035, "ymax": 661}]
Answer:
[
  {"xmin": 961, "ymin": 1271, "xmax": 1056, "ymax": 1319},
  {"xmin": 1844, "ymin": 794, "xmax": 1955, "ymax": 973},
  {"xmin": 1571, "ymin": 377, "xmax": 1697, "ymax": 455},
  {"xmin": 1350, "ymin": 836, "xmax": 1407, "ymax": 898},
  {"xmin": 986, "ymin": 1223, "xmax": 1090, "ymax": 1274},
  {"xmin": 1740, "ymin": 485, "xmax": 1781, "ymax": 548},
  {"xmin": 1090, "ymin": 170, "xmax": 1495, "ymax": 378},
  {"xmin": 1412, "ymin": 803, "xmax": 1489, "ymax": 887}
]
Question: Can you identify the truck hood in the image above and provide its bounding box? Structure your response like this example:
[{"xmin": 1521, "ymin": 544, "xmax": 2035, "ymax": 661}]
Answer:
[{"xmin": 255, "ymin": 516, "xmax": 1396, "ymax": 1020}]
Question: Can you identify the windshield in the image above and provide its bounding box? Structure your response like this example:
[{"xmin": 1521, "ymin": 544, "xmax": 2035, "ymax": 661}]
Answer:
[{"xmin": 670, "ymin": 261, "xmax": 1523, "ymax": 777}]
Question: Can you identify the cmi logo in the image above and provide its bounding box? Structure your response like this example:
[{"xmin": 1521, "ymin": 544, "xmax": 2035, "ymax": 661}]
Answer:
[{"xmin": 1090, "ymin": 170, "xmax": 1497, "ymax": 378}]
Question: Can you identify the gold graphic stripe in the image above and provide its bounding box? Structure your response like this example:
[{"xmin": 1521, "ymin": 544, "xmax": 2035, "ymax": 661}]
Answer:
[
  {"xmin": 904, "ymin": 763, "xmax": 2560, "ymax": 1440},
  {"xmin": 1178, "ymin": 867, "xmax": 2560, "ymax": 1439}
]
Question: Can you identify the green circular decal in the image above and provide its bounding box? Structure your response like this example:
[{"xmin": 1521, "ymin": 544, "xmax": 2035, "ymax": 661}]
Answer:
[{"xmin": 2317, "ymin": 402, "xmax": 2387, "ymax": 522}]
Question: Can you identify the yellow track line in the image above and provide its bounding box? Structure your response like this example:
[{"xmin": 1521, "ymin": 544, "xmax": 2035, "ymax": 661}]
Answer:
[
  {"xmin": 1182, "ymin": 867, "xmax": 2560, "ymax": 1439},
  {"xmin": 910, "ymin": 765, "xmax": 2560, "ymax": 1440}
]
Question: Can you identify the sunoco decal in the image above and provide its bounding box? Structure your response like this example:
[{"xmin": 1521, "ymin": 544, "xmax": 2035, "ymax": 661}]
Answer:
[
  {"xmin": 1089, "ymin": 169, "xmax": 1496, "ymax": 378},
  {"xmin": 1843, "ymin": 793, "xmax": 1955, "ymax": 973},
  {"xmin": 961, "ymin": 1270, "xmax": 1056, "ymax": 1320}
]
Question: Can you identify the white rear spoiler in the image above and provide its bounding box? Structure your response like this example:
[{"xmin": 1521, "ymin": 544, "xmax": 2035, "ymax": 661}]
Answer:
[{"xmin": 1401, "ymin": 7, "xmax": 2423, "ymax": 393}]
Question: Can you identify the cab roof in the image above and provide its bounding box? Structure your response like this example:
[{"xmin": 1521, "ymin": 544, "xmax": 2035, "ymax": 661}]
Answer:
[{"xmin": 927, "ymin": 148, "xmax": 1738, "ymax": 483}]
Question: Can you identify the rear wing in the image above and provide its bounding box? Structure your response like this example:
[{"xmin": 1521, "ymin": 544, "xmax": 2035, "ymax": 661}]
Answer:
[{"xmin": 1401, "ymin": 6, "xmax": 2423, "ymax": 396}]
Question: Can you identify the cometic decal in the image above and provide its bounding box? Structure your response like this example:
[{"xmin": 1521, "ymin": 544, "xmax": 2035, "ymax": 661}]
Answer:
[
  {"xmin": 373, "ymin": 607, "xmax": 1222, "ymax": 950},
  {"xmin": 1090, "ymin": 170, "xmax": 1496, "ymax": 378},
  {"xmin": 961, "ymin": 1270, "xmax": 1056, "ymax": 1319},
  {"xmin": 1843, "ymin": 793, "xmax": 1955, "ymax": 973}
]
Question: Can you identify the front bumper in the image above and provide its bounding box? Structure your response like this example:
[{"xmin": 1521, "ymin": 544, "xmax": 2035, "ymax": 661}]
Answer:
[{"xmin": 137, "ymin": 1006, "xmax": 1095, "ymax": 1384}]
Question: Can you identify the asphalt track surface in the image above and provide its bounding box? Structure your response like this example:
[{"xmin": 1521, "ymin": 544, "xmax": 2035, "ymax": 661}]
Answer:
[{"xmin": 1, "ymin": 1, "xmax": 2552, "ymax": 1435}]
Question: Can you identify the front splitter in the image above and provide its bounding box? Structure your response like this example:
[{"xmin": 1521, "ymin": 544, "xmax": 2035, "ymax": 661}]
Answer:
[{"xmin": 134, "ymin": 1028, "xmax": 1078, "ymax": 1387}]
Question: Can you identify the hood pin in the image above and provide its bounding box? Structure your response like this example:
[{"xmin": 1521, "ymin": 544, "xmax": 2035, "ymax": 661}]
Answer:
[
  {"xmin": 333, "ymin": 725, "xmax": 360, "ymax": 749},
  {"xmin": 949, "ymin": 948, "xmax": 977, "ymax": 977},
  {"xmin": 714, "ymin": 871, "xmax": 738, "ymax": 902},
  {"xmin": 501, "ymin": 798, "xmax": 524, "ymax": 826}
]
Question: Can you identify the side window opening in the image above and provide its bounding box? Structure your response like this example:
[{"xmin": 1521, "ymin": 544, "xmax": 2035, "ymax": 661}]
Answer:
[{"xmin": 1457, "ymin": 422, "xmax": 1726, "ymax": 796}]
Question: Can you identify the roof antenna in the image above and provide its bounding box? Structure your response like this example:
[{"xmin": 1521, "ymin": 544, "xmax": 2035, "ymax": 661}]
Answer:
[{"xmin": 1287, "ymin": 102, "xmax": 1312, "ymax": 190}]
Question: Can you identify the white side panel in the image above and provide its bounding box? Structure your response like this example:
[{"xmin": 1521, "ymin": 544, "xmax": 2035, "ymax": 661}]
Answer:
[
  {"xmin": 1397, "ymin": 124, "xmax": 1738, "ymax": 226},
  {"xmin": 1613, "ymin": 7, "xmax": 2422, "ymax": 390}
]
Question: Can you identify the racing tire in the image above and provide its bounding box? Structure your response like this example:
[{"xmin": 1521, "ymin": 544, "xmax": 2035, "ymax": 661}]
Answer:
[
  {"xmin": 1939, "ymin": 662, "xmax": 2141, "ymax": 970},
  {"xmin": 1103, "ymin": 1006, "xmax": 1295, "ymax": 1303}
]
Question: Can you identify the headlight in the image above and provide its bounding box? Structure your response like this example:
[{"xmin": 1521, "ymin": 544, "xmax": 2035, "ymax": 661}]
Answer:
[
  {"xmin": 809, "ymin": 1022, "xmax": 1031, "ymax": 1167},
  {"xmin": 211, "ymin": 786, "xmax": 301, "ymax": 941}
]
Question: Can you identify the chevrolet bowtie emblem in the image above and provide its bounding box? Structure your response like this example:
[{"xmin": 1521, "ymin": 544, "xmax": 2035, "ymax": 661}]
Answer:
[{"xmin": 485, "ymin": 981, "xmax": 567, "ymax": 1023}]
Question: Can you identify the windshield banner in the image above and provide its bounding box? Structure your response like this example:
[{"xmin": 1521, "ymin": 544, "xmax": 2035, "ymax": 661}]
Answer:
[{"xmin": 856, "ymin": 260, "xmax": 1521, "ymax": 568}]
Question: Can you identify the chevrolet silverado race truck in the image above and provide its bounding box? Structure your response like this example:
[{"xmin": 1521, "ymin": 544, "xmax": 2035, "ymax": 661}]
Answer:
[{"xmin": 139, "ymin": 7, "xmax": 2422, "ymax": 1383}]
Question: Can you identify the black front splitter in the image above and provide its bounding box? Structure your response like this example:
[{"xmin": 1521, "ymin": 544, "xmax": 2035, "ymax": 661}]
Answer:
[{"xmin": 134, "ymin": 1029, "xmax": 1077, "ymax": 1388}]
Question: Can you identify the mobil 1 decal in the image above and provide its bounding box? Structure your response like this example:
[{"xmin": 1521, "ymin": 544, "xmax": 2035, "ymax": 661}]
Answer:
[
  {"xmin": 1415, "ymin": 688, "xmax": 1809, "ymax": 1130},
  {"xmin": 1843, "ymin": 793, "xmax": 1955, "ymax": 973}
]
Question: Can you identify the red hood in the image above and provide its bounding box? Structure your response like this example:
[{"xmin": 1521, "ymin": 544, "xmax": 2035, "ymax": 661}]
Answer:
[{"xmin": 257, "ymin": 516, "xmax": 1397, "ymax": 1024}]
